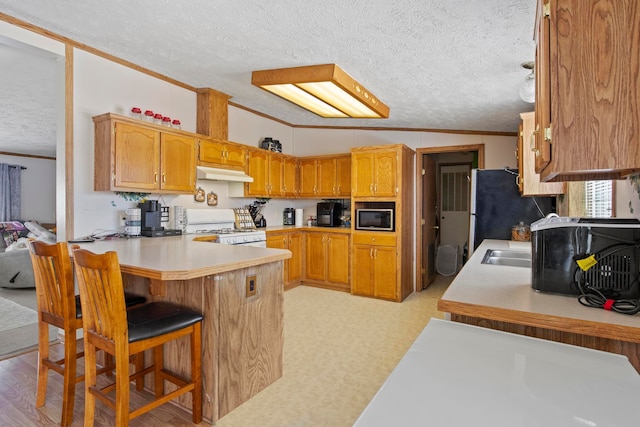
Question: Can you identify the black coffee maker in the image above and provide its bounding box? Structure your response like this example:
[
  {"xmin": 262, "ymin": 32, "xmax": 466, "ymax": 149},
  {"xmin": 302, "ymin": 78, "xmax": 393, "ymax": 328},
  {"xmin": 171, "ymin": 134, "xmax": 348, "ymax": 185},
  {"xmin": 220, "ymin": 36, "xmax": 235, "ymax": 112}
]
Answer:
[{"xmin": 138, "ymin": 200, "xmax": 163, "ymax": 232}]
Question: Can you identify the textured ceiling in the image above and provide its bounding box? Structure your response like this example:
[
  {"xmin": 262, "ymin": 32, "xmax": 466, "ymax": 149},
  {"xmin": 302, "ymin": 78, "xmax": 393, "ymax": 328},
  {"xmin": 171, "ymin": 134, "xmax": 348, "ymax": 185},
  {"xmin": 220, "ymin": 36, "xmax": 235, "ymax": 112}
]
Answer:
[{"xmin": 0, "ymin": 0, "xmax": 537, "ymax": 157}]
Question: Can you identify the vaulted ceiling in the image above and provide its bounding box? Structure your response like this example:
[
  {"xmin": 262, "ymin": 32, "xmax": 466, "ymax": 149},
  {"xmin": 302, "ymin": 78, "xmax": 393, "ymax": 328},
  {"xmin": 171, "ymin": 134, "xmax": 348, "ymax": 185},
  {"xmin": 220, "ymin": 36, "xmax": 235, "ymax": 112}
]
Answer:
[{"xmin": 0, "ymin": 1, "xmax": 537, "ymax": 157}]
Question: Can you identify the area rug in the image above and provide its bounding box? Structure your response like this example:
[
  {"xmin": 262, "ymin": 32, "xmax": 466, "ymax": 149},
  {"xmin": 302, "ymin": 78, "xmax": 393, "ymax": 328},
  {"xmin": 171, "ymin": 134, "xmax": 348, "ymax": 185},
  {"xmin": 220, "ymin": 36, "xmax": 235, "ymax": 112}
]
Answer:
[{"xmin": 0, "ymin": 296, "xmax": 56, "ymax": 360}]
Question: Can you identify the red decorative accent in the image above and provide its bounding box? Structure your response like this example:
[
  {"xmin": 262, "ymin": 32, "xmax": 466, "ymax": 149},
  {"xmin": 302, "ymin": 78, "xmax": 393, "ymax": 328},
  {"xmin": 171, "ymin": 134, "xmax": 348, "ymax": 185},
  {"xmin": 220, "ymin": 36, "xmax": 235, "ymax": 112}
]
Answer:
[{"xmin": 603, "ymin": 299, "xmax": 615, "ymax": 310}]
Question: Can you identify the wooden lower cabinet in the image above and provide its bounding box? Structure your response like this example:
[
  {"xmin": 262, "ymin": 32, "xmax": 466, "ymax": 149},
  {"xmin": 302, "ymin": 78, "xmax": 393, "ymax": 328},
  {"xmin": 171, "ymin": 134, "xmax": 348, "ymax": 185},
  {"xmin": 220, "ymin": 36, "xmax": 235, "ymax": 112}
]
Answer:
[
  {"xmin": 303, "ymin": 231, "xmax": 350, "ymax": 291},
  {"xmin": 352, "ymin": 232, "xmax": 398, "ymax": 301},
  {"xmin": 266, "ymin": 231, "xmax": 302, "ymax": 290}
]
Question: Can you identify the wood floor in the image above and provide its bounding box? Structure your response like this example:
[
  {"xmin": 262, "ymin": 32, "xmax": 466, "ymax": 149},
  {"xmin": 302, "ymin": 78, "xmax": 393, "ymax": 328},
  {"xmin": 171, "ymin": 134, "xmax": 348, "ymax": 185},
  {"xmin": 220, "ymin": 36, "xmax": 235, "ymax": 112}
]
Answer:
[{"xmin": 0, "ymin": 342, "xmax": 202, "ymax": 426}]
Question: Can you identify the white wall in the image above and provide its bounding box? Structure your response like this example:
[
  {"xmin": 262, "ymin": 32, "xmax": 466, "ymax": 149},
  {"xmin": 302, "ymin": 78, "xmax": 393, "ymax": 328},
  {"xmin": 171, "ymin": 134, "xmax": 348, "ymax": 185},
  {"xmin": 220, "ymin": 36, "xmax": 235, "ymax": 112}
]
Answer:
[
  {"xmin": 0, "ymin": 154, "xmax": 56, "ymax": 223},
  {"xmin": 72, "ymin": 49, "xmax": 197, "ymax": 238}
]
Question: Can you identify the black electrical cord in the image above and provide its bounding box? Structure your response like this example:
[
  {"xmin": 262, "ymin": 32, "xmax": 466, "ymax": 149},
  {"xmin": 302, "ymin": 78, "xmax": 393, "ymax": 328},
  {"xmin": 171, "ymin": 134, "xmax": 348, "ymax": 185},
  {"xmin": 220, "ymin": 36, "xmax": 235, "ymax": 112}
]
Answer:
[{"xmin": 573, "ymin": 242, "xmax": 640, "ymax": 315}]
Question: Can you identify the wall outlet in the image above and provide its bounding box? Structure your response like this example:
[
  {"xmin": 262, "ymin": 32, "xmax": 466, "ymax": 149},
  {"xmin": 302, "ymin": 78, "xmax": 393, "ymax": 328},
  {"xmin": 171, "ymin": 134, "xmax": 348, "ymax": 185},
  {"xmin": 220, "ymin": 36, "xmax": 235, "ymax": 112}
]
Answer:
[{"xmin": 246, "ymin": 275, "xmax": 257, "ymax": 297}]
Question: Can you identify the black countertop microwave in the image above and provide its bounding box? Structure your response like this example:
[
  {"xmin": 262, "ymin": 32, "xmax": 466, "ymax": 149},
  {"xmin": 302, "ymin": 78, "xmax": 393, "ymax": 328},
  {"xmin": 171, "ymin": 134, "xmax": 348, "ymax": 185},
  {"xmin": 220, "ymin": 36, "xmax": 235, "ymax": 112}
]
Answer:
[{"xmin": 355, "ymin": 208, "xmax": 394, "ymax": 231}]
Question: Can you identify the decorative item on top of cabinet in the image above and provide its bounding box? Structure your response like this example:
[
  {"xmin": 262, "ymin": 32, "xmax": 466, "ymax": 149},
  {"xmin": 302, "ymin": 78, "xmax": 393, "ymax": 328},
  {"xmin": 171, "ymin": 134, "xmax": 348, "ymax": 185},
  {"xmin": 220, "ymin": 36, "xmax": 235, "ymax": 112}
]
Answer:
[
  {"xmin": 533, "ymin": 0, "xmax": 640, "ymax": 182},
  {"xmin": 93, "ymin": 113, "xmax": 196, "ymax": 194},
  {"xmin": 517, "ymin": 112, "xmax": 565, "ymax": 196}
]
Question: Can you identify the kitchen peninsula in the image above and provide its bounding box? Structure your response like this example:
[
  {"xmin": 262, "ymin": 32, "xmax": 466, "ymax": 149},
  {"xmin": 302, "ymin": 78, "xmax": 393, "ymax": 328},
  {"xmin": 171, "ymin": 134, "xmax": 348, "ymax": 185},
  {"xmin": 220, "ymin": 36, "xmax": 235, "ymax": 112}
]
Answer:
[
  {"xmin": 74, "ymin": 234, "xmax": 291, "ymax": 423},
  {"xmin": 438, "ymin": 239, "xmax": 640, "ymax": 373}
]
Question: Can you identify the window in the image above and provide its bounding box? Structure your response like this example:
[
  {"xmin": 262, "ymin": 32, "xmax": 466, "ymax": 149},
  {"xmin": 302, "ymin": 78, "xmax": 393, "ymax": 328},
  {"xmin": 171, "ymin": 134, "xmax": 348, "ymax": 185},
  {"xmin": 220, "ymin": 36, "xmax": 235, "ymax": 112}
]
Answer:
[
  {"xmin": 571, "ymin": 180, "xmax": 613, "ymax": 218},
  {"xmin": 584, "ymin": 181, "xmax": 613, "ymax": 217}
]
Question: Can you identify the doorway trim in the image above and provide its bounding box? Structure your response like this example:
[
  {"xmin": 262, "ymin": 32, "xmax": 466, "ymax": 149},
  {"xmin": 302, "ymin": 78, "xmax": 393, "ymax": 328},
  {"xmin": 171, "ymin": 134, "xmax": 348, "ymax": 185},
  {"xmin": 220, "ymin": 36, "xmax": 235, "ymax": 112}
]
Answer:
[{"xmin": 415, "ymin": 144, "xmax": 485, "ymax": 290}]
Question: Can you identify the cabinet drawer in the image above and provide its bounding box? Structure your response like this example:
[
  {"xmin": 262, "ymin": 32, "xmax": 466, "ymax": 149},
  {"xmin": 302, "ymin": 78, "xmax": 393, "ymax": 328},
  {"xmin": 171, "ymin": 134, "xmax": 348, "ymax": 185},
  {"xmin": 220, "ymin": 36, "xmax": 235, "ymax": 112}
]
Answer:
[{"xmin": 353, "ymin": 232, "xmax": 396, "ymax": 247}]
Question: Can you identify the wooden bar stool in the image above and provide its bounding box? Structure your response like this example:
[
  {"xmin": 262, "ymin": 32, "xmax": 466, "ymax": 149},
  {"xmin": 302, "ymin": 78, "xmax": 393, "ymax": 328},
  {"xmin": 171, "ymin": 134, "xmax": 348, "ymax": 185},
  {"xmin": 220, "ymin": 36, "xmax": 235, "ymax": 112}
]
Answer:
[
  {"xmin": 72, "ymin": 247, "xmax": 203, "ymax": 426},
  {"xmin": 28, "ymin": 240, "xmax": 146, "ymax": 426}
]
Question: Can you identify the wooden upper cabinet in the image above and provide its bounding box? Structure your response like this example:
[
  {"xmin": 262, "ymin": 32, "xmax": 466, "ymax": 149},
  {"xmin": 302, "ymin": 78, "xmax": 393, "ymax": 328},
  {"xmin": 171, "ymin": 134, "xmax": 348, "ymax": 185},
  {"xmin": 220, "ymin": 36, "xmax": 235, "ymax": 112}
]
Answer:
[
  {"xmin": 160, "ymin": 133, "xmax": 196, "ymax": 192},
  {"xmin": 282, "ymin": 157, "xmax": 299, "ymax": 197},
  {"xmin": 113, "ymin": 122, "xmax": 160, "ymax": 191},
  {"xmin": 299, "ymin": 159, "xmax": 318, "ymax": 197},
  {"xmin": 269, "ymin": 154, "xmax": 284, "ymax": 196},
  {"xmin": 351, "ymin": 151, "xmax": 397, "ymax": 197},
  {"xmin": 535, "ymin": 0, "xmax": 640, "ymax": 181},
  {"xmin": 245, "ymin": 149, "xmax": 269, "ymax": 196},
  {"xmin": 93, "ymin": 113, "xmax": 196, "ymax": 194},
  {"xmin": 317, "ymin": 158, "xmax": 337, "ymax": 196},
  {"xmin": 198, "ymin": 138, "xmax": 246, "ymax": 170},
  {"xmin": 518, "ymin": 112, "xmax": 565, "ymax": 196},
  {"xmin": 335, "ymin": 155, "xmax": 351, "ymax": 197}
]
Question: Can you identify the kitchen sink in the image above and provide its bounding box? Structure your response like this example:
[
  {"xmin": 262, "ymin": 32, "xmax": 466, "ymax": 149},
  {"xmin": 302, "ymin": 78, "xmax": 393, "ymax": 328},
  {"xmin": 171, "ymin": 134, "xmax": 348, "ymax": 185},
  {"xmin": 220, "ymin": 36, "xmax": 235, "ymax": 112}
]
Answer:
[{"xmin": 481, "ymin": 249, "xmax": 531, "ymax": 268}]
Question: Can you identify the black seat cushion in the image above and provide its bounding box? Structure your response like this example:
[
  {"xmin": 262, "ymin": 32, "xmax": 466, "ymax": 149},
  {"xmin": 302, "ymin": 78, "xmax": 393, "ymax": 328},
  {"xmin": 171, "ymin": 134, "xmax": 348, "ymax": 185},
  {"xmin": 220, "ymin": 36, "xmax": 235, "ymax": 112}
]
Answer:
[
  {"xmin": 126, "ymin": 302, "xmax": 203, "ymax": 343},
  {"xmin": 74, "ymin": 292, "xmax": 147, "ymax": 319}
]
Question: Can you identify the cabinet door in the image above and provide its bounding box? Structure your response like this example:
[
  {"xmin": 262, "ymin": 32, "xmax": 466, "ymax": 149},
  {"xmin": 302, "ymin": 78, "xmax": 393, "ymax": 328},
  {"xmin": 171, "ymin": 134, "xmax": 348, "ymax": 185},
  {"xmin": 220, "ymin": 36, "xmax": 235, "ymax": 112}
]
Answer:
[
  {"xmin": 352, "ymin": 244, "xmax": 374, "ymax": 296},
  {"xmin": 304, "ymin": 233, "xmax": 326, "ymax": 281},
  {"xmin": 114, "ymin": 122, "xmax": 160, "ymax": 190},
  {"xmin": 351, "ymin": 153, "xmax": 374, "ymax": 197},
  {"xmin": 317, "ymin": 158, "xmax": 337, "ymax": 196},
  {"xmin": 373, "ymin": 246, "xmax": 397, "ymax": 300},
  {"xmin": 335, "ymin": 155, "xmax": 351, "ymax": 197},
  {"xmin": 299, "ymin": 159, "xmax": 318, "ymax": 197},
  {"xmin": 327, "ymin": 234, "xmax": 349, "ymax": 284},
  {"xmin": 534, "ymin": 0, "xmax": 551, "ymax": 172},
  {"xmin": 224, "ymin": 143, "xmax": 246, "ymax": 169},
  {"xmin": 160, "ymin": 133, "xmax": 196, "ymax": 192},
  {"xmin": 288, "ymin": 232, "xmax": 303, "ymax": 283},
  {"xmin": 267, "ymin": 234, "xmax": 289, "ymax": 282},
  {"xmin": 269, "ymin": 154, "xmax": 284, "ymax": 196},
  {"xmin": 373, "ymin": 152, "xmax": 397, "ymax": 197},
  {"xmin": 246, "ymin": 149, "xmax": 269, "ymax": 196},
  {"xmin": 199, "ymin": 139, "xmax": 226, "ymax": 165},
  {"xmin": 282, "ymin": 157, "xmax": 298, "ymax": 197}
]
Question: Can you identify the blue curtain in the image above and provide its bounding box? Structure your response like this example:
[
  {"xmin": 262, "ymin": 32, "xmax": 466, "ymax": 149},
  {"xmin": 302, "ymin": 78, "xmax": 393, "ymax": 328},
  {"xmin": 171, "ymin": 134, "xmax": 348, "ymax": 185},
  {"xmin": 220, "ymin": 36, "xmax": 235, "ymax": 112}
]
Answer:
[{"xmin": 0, "ymin": 163, "xmax": 21, "ymax": 221}]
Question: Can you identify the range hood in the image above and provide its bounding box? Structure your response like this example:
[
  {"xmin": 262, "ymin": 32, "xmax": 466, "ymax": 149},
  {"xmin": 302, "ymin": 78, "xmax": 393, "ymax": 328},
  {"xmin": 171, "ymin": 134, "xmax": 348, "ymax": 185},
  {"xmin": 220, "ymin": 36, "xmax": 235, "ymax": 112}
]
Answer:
[{"xmin": 196, "ymin": 166, "xmax": 254, "ymax": 183}]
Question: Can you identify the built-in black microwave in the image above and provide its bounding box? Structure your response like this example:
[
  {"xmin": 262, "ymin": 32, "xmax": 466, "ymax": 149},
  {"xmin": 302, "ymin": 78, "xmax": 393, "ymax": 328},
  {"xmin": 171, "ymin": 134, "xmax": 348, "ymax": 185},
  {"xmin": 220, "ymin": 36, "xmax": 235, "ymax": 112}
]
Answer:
[{"xmin": 355, "ymin": 208, "xmax": 394, "ymax": 231}]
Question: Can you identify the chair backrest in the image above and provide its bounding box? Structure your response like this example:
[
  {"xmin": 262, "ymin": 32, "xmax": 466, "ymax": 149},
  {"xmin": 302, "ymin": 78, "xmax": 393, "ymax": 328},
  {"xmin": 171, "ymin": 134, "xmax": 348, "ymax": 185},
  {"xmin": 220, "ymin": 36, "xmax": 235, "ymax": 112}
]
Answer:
[
  {"xmin": 28, "ymin": 240, "xmax": 76, "ymax": 327},
  {"xmin": 72, "ymin": 248, "xmax": 129, "ymax": 348}
]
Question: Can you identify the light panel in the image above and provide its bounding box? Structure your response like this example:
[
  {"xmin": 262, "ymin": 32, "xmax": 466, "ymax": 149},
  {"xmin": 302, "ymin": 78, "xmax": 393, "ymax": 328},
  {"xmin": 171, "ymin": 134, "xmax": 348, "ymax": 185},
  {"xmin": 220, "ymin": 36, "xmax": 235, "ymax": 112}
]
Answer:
[{"xmin": 252, "ymin": 64, "xmax": 389, "ymax": 119}]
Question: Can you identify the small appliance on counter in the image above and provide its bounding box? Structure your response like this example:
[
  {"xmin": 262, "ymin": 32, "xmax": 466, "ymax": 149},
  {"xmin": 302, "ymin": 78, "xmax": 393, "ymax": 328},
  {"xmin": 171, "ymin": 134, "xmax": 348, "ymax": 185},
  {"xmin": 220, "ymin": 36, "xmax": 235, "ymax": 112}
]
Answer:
[
  {"xmin": 138, "ymin": 200, "xmax": 182, "ymax": 237},
  {"xmin": 283, "ymin": 208, "xmax": 295, "ymax": 225},
  {"xmin": 316, "ymin": 202, "xmax": 342, "ymax": 227},
  {"xmin": 531, "ymin": 217, "xmax": 640, "ymax": 298}
]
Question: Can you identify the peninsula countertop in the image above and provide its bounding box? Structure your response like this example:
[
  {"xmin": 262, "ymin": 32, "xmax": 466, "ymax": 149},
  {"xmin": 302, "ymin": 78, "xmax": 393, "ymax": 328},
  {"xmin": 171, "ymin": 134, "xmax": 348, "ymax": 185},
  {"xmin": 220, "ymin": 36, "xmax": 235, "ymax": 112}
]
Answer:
[
  {"xmin": 72, "ymin": 234, "xmax": 291, "ymax": 281},
  {"xmin": 438, "ymin": 239, "xmax": 640, "ymax": 343}
]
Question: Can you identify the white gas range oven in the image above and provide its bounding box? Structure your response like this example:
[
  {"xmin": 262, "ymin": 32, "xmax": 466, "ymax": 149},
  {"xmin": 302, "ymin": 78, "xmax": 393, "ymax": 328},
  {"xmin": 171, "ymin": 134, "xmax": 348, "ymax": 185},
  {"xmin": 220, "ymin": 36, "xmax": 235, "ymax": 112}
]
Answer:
[{"xmin": 182, "ymin": 208, "xmax": 267, "ymax": 247}]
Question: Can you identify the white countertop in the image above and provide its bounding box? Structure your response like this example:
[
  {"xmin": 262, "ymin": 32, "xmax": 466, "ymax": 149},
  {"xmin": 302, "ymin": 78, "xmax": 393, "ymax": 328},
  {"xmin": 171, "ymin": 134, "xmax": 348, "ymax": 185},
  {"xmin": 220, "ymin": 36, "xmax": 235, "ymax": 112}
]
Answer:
[
  {"xmin": 354, "ymin": 318, "xmax": 640, "ymax": 427},
  {"xmin": 72, "ymin": 234, "xmax": 290, "ymax": 281},
  {"xmin": 439, "ymin": 239, "xmax": 640, "ymax": 338}
]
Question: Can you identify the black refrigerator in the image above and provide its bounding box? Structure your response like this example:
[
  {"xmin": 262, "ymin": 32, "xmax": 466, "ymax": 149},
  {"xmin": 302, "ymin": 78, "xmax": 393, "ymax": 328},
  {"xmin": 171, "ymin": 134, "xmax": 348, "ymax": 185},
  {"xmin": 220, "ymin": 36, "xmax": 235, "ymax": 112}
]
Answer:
[{"xmin": 468, "ymin": 169, "xmax": 555, "ymax": 255}]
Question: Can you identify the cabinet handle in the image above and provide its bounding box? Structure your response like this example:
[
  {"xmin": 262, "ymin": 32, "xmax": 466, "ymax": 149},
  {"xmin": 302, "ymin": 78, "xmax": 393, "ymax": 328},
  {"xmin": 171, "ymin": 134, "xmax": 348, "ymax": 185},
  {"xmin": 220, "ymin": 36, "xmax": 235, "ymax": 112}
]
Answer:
[
  {"xmin": 162, "ymin": 173, "xmax": 166, "ymax": 184},
  {"xmin": 154, "ymin": 172, "xmax": 158, "ymax": 183},
  {"xmin": 531, "ymin": 125, "xmax": 540, "ymax": 156},
  {"xmin": 370, "ymin": 248, "xmax": 373, "ymax": 258},
  {"xmin": 370, "ymin": 184, "xmax": 373, "ymax": 193},
  {"xmin": 328, "ymin": 237, "xmax": 331, "ymax": 245},
  {"xmin": 374, "ymin": 184, "xmax": 378, "ymax": 192},
  {"xmin": 374, "ymin": 248, "xmax": 377, "ymax": 259}
]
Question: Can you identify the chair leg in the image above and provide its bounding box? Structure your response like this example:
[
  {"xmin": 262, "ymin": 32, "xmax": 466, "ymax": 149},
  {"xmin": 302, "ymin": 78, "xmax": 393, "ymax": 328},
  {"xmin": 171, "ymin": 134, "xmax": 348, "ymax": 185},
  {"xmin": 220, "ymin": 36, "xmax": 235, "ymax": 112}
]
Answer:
[
  {"xmin": 83, "ymin": 342, "xmax": 97, "ymax": 427},
  {"xmin": 154, "ymin": 345, "xmax": 164, "ymax": 398},
  {"xmin": 35, "ymin": 320, "xmax": 50, "ymax": 408},
  {"xmin": 115, "ymin": 349, "xmax": 131, "ymax": 427},
  {"xmin": 60, "ymin": 330, "xmax": 78, "ymax": 426},
  {"xmin": 191, "ymin": 323, "xmax": 203, "ymax": 424},
  {"xmin": 134, "ymin": 351, "xmax": 145, "ymax": 391}
]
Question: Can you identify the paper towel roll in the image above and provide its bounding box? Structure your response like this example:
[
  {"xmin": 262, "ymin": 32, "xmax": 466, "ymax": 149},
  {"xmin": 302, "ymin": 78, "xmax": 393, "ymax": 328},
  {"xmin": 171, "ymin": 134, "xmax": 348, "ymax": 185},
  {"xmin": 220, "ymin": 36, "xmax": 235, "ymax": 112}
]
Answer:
[{"xmin": 295, "ymin": 209, "xmax": 303, "ymax": 226}]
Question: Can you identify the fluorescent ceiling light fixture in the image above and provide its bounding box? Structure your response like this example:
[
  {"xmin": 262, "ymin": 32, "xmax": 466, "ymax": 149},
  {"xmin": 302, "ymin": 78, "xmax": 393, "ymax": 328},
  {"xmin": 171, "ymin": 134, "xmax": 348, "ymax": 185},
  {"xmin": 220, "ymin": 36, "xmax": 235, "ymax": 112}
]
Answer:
[{"xmin": 252, "ymin": 64, "xmax": 390, "ymax": 118}]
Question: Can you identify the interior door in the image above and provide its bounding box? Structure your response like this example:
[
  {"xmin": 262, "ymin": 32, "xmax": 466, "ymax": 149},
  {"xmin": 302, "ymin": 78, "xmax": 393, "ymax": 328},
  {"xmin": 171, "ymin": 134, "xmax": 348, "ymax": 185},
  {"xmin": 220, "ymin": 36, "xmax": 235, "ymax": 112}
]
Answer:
[
  {"xmin": 422, "ymin": 155, "xmax": 437, "ymax": 289},
  {"xmin": 440, "ymin": 164, "xmax": 471, "ymax": 261}
]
